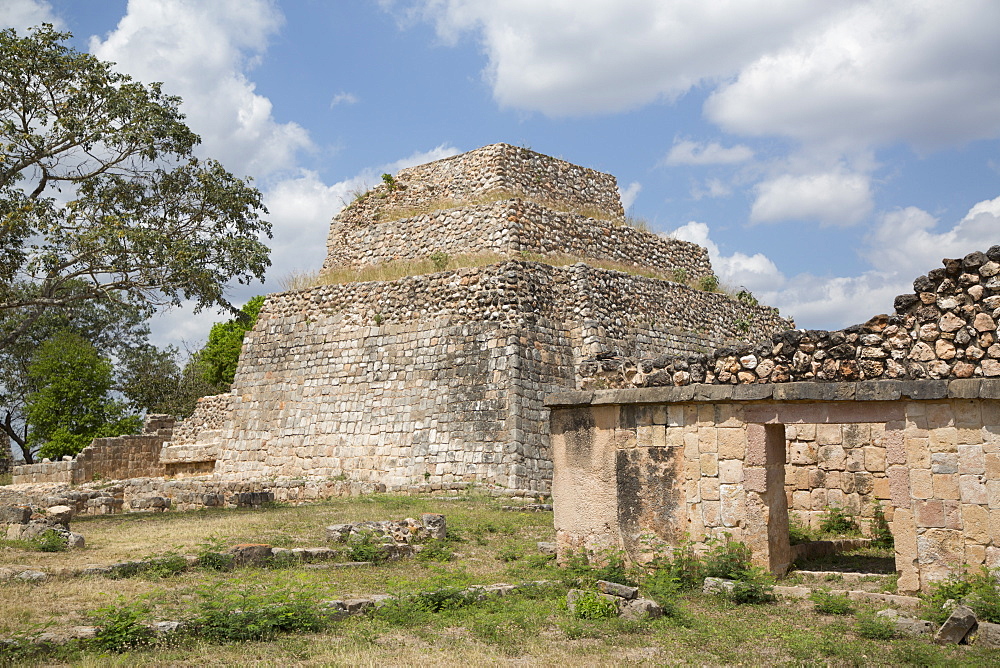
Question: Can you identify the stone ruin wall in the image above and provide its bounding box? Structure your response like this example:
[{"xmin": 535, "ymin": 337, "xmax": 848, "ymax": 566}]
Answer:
[
  {"xmin": 584, "ymin": 246, "xmax": 1000, "ymax": 389},
  {"xmin": 548, "ymin": 380, "xmax": 1000, "ymax": 593},
  {"xmin": 12, "ymin": 415, "xmax": 174, "ymax": 485},
  {"xmin": 207, "ymin": 260, "xmax": 788, "ymax": 492},
  {"xmin": 328, "ymin": 143, "xmax": 623, "ymax": 238},
  {"xmin": 324, "ymin": 198, "xmax": 713, "ymax": 282}
]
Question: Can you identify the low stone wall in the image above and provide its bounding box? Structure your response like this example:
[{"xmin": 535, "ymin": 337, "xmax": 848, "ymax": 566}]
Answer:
[
  {"xmin": 325, "ymin": 198, "xmax": 712, "ymax": 281},
  {"xmin": 11, "ymin": 416, "xmax": 174, "ymax": 485},
  {"xmin": 548, "ymin": 378, "xmax": 1000, "ymax": 594},
  {"xmin": 584, "ymin": 247, "xmax": 1000, "ymax": 388}
]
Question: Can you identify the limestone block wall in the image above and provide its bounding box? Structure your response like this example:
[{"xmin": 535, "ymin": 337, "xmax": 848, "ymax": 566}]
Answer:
[
  {"xmin": 11, "ymin": 416, "xmax": 174, "ymax": 485},
  {"xmin": 585, "ymin": 246, "xmax": 1000, "ymax": 388},
  {"xmin": 325, "ymin": 198, "xmax": 713, "ymax": 281},
  {"xmin": 211, "ymin": 260, "xmax": 787, "ymax": 491},
  {"xmin": 331, "ymin": 143, "xmax": 623, "ymax": 234},
  {"xmin": 170, "ymin": 394, "xmax": 234, "ymax": 445},
  {"xmin": 548, "ymin": 379, "xmax": 1000, "ymax": 594}
]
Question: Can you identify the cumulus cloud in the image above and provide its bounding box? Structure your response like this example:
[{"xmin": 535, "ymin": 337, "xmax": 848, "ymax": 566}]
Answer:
[
  {"xmin": 619, "ymin": 182, "xmax": 641, "ymax": 211},
  {"xmin": 0, "ymin": 0, "xmax": 59, "ymax": 29},
  {"xmin": 668, "ymin": 195, "xmax": 1000, "ymax": 330},
  {"xmin": 407, "ymin": 0, "xmax": 826, "ymax": 116},
  {"xmin": 750, "ymin": 170, "xmax": 873, "ymax": 226},
  {"xmin": 89, "ymin": 0, "xmax": 312, "ymax": 179},
  {"xmin": 405, "ymin": 1, "xmax": 1000, "ymax": 151},
  {"xmin": 706, "ymin": 0, "xmax": 1000, "ymax": 149},
  {"xmin": 691, "ymin": 178, "xmax": 732, "ymax": 200},
  {"xmin": 663, "ymin": 140, "xmax": 753, "ymax": 166}
]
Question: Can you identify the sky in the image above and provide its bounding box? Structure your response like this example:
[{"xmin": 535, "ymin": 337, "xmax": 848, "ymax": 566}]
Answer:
[{"xmin": 2, "ymin": 0, "xmax": 999, "ymax": 349}]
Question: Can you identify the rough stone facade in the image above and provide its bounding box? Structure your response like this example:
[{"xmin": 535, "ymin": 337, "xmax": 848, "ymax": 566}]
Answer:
[
  {"xmin": 12, "ymin": 415, "xmax": 174, "ymax": 485},
  {"xmin": 550, "ymin": 248, "xmax": 1000, "ymax": 593},
  {"xmin": 583, "ymin": 247, "xmax": 1000, "ymax": 389},
  {"xmin": 9, "ymin": 144, "xmax": 788, "ymax": 500}
]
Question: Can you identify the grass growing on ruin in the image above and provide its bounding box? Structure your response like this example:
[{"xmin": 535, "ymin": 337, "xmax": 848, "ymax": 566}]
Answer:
[
  {"xmin": 4, "ymin": 493, "xmax": 990, "ymax": 666},
  {"xmin": 281, "ymin": 251, "xmax": 707, "ymax": 293}
]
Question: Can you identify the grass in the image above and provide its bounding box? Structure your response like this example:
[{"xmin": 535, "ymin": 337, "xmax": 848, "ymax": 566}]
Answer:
[
  {"xmin": 281, "ymin": 251, "xmax": 714, "ymax": 293},
  {"xmin": 0, "ymin": 472, "xmax": 11, "ymax": 486},
  {"xmin": 3, "ymin": 493, "xmax": 991, "ymax": 666}
]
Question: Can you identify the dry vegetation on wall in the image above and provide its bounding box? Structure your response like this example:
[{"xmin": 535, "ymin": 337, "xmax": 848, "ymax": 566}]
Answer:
[
  {"xmin": 1, "ymin": 493, "xmax": 994, "ymax": 665},
  {"xmin": 281, "ymin": 251, "xmax": 722, "ymax": 294}
]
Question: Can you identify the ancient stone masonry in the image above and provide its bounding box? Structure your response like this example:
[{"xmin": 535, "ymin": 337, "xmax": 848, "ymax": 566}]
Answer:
[
  {"xmin": 583, "ymin": 247, "xmax": 1000, "ymax": 389},
  {"xmin": 9, "ymin": 143, "xmax": 787, "ymax": 500},
  {"xmin": 549, "ymin": 249, "xmax": 1000, "ymax": 594}
]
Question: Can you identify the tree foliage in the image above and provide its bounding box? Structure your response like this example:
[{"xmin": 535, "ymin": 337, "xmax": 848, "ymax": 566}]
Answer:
[
  {"xmin": 200, "ymin": 295, "xmax": 265, "ymax": 386},
  {"xmin": 0, "ymin": 24, "xmax": 271, "ymax": 356},
  {"xmin": 26, "ymin": 330, "xmax": 140, "ymax": 460}
]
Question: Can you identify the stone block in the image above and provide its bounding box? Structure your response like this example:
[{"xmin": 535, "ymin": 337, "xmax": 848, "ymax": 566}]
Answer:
[
  {"xmin": 931, "ymin": 452, "xmax": 959, "ymax": 474},
  {"xmin": 719, "ymin": 484, "xmax": 745, "ymax": 527},
  {"xmin": 934, "ymin": 604, "xmax": 977, "ymax": 644},
  {"xmin": 932, "ymin": 473, "xmax": 960, "ymax": 500},
  {"xmin": 701, "ymin": 477, "xmax": 720, "ymax": 501},
  {"xmin": 863, "ymin": 446, "xmax": 885, "ymax": 472},
  {"xmin": 717, "ymin": 429, "xmax": 746, "ymax": 460},
  {"xmin": 700, "ymin": 453, "xmax": 719, "ymax": 477},
  {"xmin": 960, "ymin": 475, "xmax": 988, "ymax": 505},
  {"xmin": 909, "ymin": 468, "xmax": 933, "ymax": 500},
  {"xmin": 718, "ymin": 459, "xmax": 742, "ymax": 484},
  {"xmin": 958, "ymin": 444, "xmax": 985, "ymax": 474},
  {"xmin": 962, "ymin": 503, "xmax": 990, "ymax": 543},
  {"xmin": 915, "ymin": 500, "xmax": 945, "ymax": 528},
  {"xmin": 620, "ymin": 597, "xmax": 663, "ymax": 620},
  {"xmin": 905, "ymin": 438, "xmax": 930, "ymax": 468},
  {"xmin": 597, "ymin": 580, "xmax": 638, "ymax": 600},
  {"xmin": 888, "ymin": 466, "xmax": 912, "ymax": 507},
  {"xmin": 929, "ymin": 427, "xmax": 959, "ymax": 453}
]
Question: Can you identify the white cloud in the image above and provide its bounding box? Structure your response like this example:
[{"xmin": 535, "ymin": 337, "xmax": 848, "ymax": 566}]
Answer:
[
  {"xmin": 409, "ymin": 0, "xmax": 826, "ymax": 116},
  {"xmin": 407, "ymin": 1, "xmax": 1000, "ymax": 151},
  {"xmin": 668, "ymin": 221, "xmax": 785, "ymax": 294},
  {"xmin": 667, "ymin": 195, "xmax": 1000, "ymax": 330},
  {"xmin": 750, "ymin": 170, "xmax": 873, "ymax": 226},
  {"xmin": 706, "ymin": 0, "xmax": 1000, "ymax": 149},
  {"xmin": 619, "ymin": 181, "xmax": 641, "ymax": 211},
  {"xmin": 330, "ymin": 92, "xmax": 359, "ymax": 108},
  {"xmin": 663, "ymin": 140, "xmax": 753, "ymax": 166},
  {"xmin": 0, "ymin": 0, "xmax": 59, "ymax": 29},
  {"xmin": 691, "ymin": 178, "xmax": 732, "ymax": 200},
  {"xmin": 89, "ymin": 0, "xmax": 312, "ymax": 179}
]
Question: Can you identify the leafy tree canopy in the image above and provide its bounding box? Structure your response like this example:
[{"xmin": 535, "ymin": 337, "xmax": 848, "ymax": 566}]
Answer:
[
  {"xmin": 200, "ymin": 295, "xmax": 265, "ymax": 386},
  {"xmin": 26, "ymin": 330, "xmax": 140, "ymax": 460},
  {"xmin": 0, "ymin": 24, "xmax": 271, "ymax": 355}
]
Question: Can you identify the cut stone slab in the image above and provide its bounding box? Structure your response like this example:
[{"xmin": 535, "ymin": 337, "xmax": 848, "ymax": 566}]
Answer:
[
  {"xmin": 228, "ymin": 543, "xmax": 273, "ymax": 566},
  {"xmin": 620, "ymin": 598, "xmax": 663, "ymax": 620},
  {"xmin": 971, "ymin": 620, "xmax": 1000, "ymax": 647},
  {"xmin": 597, "ymin": 580, "xmax": 638, "ymax": 600},
  {"xmin": 703, "ymin": 577, "xmax": 736, "ymax": 595},
  {"xmin": 934, "ymin": 604, "xmax": 978, "ymax": 644},
  {"xmin": 45, "ymin": 505, "xmax": 73, "ymax": 525}
]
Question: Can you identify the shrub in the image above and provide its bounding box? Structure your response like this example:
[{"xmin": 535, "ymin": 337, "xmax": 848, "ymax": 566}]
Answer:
[
  {"xmin": 641, "ymin": 567, "xmax": 683, "ymax": 617},
  {"xmin": 870, "ymin": 503, "xmax": 894, "ymax": 549},
  {"xmin": 346, "ymin": 533, "xmax": 388, "ymax": 564},
  {"xmin": 921, "ymin": 575, "xmax": 972, "ymax": 624},
  {"xmin": 967, "ymin": 569, "xmax": 1000, "ymax": 623},
  {"xmin": 727, "ymin": 566, "xmax": 776, "ymax": 604},
  {"xmin": 90, "ymin": 602, "xmax": 154, "ymax": 653},
  {"xmin": 703, "ymin": 535, "xmax": 752, "ymax": 580},
  {"xmin": 809, "ymin": 589, "xmax": 854, "ymax": 615},
  {"xmin": 413, "ymin": 586, "xmax": 476, "ymax": 612},
  {"xmin": 33, "ymin": 529, "xmax": 68, "ymax": 552},
  {"xmin": 571, "ymin": 591, "xmax": 619, "ymax": 620},
  {"xmin": 855, "ymin": 611, "xmax": 896, "ymax": 640},
  {"xmin": 429, "ymin": 251, "xmax": 450, "ymax": 271},
  {"xmin": 415, "ymin": 539, "xmax": 454, "ymax": 563},
  {"xmin": 788, "ymin": 514, "xmax": 816, "ymax": 545},
  {"xmin": 496, "ymin": 546, "xmax": 522, "ymax": 562},
  {"xmin": 819, "ymin": 505, "xmax": 860, "ymax": 536},
  {"xmin": 696, "ymin": 274, "xmax": 719, "ymax": 292},
  {"xmin": 190, "ymin": 584, "xmax": 327, "ymax": 642}
]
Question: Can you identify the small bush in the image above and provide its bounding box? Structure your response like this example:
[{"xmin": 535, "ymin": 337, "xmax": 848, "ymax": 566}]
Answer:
[
  {"xmin": 704, "ymin": 535, "xmax": 752, "ymax": 580},
  {"xmin": 727, "ymin": 567, "xmax": 776, "ymax": 604},
  {"xmin": 496, "ymin": 546, "xmax": 522, "ymax": 562},
  {"xmin": 922, "ymin": 575, "xmax": 972, "ymax": 624},
  {"xmin": 696, "ymin": 274, "xmax": 720, "ymax": 292},
  {"xmin": 429, "ymin": 251, "xmax": 450, "ymax": 271},
  {"xmin": 415, "ymin": 539, "xmax": 454, "ymax": 563},
  {"xmin": 346, "ymin": 533, "xmax": 388, "ymax": 564},
  {"xmin": 870, "ymin": 503, "xmax": 894, "ymax": 549},
  {"xmin": 190, "ymin": 585, "xmax": 327, "ymax": 642},
  {"xmin": 788, "ymin": 514, "xmax": 816, "ymax": 545},
  {"xmin": 809, "ymin": 590, "xmax": 854, "ymax": 615},
  {"xmin": 571, "ymin": 591, "xmax": 619, "ymax": 620},
  {"xmin": 967, "ymin": 569, "xmax": 1000, "ymax": 623},
  {"xmin": 413, "ymin": 586, "xmax": 476, "ymax": 613},
  {"xmin": 819, "ymin": 505, "xmax": 861, "ymax": 536},
  {"xmin": 855, "ymin": 611, "xmax": 896, "ymax": 640},
  {"xmin": 90, "ymin": 602, "xmax": 154, "ymax": 653},
  {"xmin": 641, "ymin": 568, "xmax": 683, "ymax": 617},
  {"xmin": 33, "ymin": 529, "xmax": 68, "ymax": 552}
]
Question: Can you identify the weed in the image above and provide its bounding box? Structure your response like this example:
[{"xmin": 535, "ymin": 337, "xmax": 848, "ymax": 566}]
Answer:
[
  {"xmin": 670, "ymin": 267, "xmax": 688, "ymax": 284},
  {"xmin": 571, "ymin": 591, "xmax": 618, "ymax": 620},
  {"xmin": 727, "ymin": 566, "xmax": 776, "ymax": 604},
  {"xmin": 809, "ymin": 590, "xmax": 854, "ymax": 615},
  {"xmin": 429, "ymin": 251, "xmax": 450, "ymax": 271},
  {"xmin": 703, "ymin": 534, "xmax": 752, "ymax": 580},
  {"xmin": 413, "ymin": 586, "xmax": 476, "ymax": 612},
  {"xmin": 819, "ymin": 505, "xmax": 861, "ymax": 536},
  {"xmin": 197, "ymin": 536, "xmax": 235, "ymax": 571},
  {"xmin": 381, "ymin": 173, "xmax": 399, "ymax": 191},
  {"xmin": 496, "ymin": 546, "xmax": 522, "ymax": 562},
  {"xmin": 641, "ymin": 567, "xmax": 683, "ymax": 617},
  {"xmin": 90, "ymin": 601, "xmax": 154, "ymax": 653},
  {"xmin": 33, "ymin": 529, "xmax": 68, "ymax": 552},
  {"xmin": 696, "ymin": 274, "xmax": 720, "ymax": 292},
  {"xmin": 525, "ymin": 553, "xmax": 555, "ymax": 568},
  {"xmin": 346, "ymin": 533, "xmax": 388, "ymax": 564},
  {"xmin": 373, "ymin": 313, "xmax": 384, "ymax": 326},
  {"xmin": 415, "ymin": 539, "xmax": 454, "ymax": 563},
  {"xmin": 788, "ymin": 513, "xmax": 817, "ymax": 545},
  {"xmin": 855, "ymin": 611, "xmax": 896, "ymax": 640},
  {"xmin": 190, "ymin": 583, "xmax": 327, "ymax": 642},
  {"xmin": 870, "ymin": 503, "xmax": 894, "ymax": 549},
  {"xmin": 735, "ymin": 289, "xmax": 759, "ymax": 307}
]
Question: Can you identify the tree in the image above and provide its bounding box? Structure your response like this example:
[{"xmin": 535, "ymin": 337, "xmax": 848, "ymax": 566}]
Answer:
[
  {"xmin": 0, "ymin": 24, "xmax": 271, "ymax": 356},
  {"xmin": 118, "ymin": 344, "xmax": 228, "ymax": 418},
  {"xmin": 200, "ymin": 295, "xmax": 265, "ymax": 386},
  {"xmin": 0, "ymin": 283, "xmax": 153, "ymax": 462},
  {"xmin": 25, "ymin": 330, "xmax": 140, "ymax": 460}
]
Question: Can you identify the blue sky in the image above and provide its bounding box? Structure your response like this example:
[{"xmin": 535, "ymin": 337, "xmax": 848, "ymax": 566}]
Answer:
[{"xmin": 4, "ymin": 0, "xmax": 999, "ymax": 348}]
